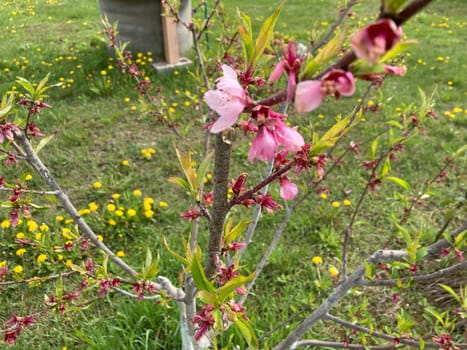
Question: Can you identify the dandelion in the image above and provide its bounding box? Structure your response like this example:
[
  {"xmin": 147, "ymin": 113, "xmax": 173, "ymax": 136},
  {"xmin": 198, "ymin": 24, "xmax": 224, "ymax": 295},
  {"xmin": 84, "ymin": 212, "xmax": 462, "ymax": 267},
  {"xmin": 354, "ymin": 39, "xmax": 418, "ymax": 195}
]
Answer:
[
  {"xmin": 121, "ymin": 159, "xmax": 129, "ymax": 166},
  {"xmin": 108, "ymin": 219, "xmax": 116, "ymax": 226},
  {"xmin": 16, "ymin": 232, "xmax": 25, "ymax": 239},
  {"xmin": 37, "ymin": 254, "xmax": 47, "ymax": 263},
  {"xmin": 65, "ymin": 259, "xmax": 73, "ymax": 267},
  {"xmin": 127, "ymin": 209, "xmax": 137, "ymax": 217},
  {"xmin": 40, "ymin": 223, "xmax": 49, "ymax": 232},
  {"xmin": 133, "ymin": 189, "xmax": 142, "ymax": 197},
  {"xmin": 88, "ymin": 202, "xmax": 99, "ymax": 212},
  {"xmin": 93, "ymin": 181, "xmax": 102, "ymax": 189},
  {"xmin": 131, "ymin": 105, "xmax": 137, "ymax": 111},
  {"xmin": 115, "ymin": 210, "xmax": 124, "ymax": 217},
  {"xmin": 332, "ymin": 201, "xmax": 340, "ymax": 208},
  {"xmin": 61, "ymin": 228, "xmax": 74, "ymax": 240},
  {"xmin": 329, "ymin": 266, "xmax": 339, "ymax": 277},
  {"xmin": 57, "ymin": 254, "xmax": 63, "ymax": 261},
  {"xmin": 35, "ymin": 232, "xmax": 42, "ymax": 240},
  {"xmin": 159, "ymin": 201, "xmax": 168, "ymax": 207},
  {"xmin": 1, "ymin": 220, "xmax": 11, "ymax": 229},
  {"xmin": 65, "ymin": 219, "xmax": 73, "ymax": 225},
  {"xmin": 100, "ymin": 70, "xmax": 107, "ymax": 76},
  {"xmin": 112, "ymin": 193, "xmax": 121, "ymax": 200},
  {"xmin": 56, "ymin": 215, "xmax": 64, "ymax": 221},
  {"xmin": 25, "ymin": 174, "xmax": 33, "ymax": 180},
  {"xmin": 124, "ymin": 97, "xmax": 130, "ymax": 103},
  {"xmin": 97, "ymin": 235, "xmax": 104, "ymax": 241},
  {"xmin": 116, "ymin": 251, "xmax": 125, "ymax": 257},
  {"xmin": 13, "ymin": 265, "xmax": 23, "ymax": 273},
  {"xmin": 343, "ymin": 199, "xmax": 351, "ymax": 206},
  {"xmin": 78, "ymin": 208, "xmax": 91, "ymax": 215},
  {"xmin": 27, "ymin": 220, "xmax": 38, "ymax": 232},
  {"xmin": 312, "ymin": 256, "xmax": 323, "ymax": 265},
  {"xmin": 107, "ymin": 204, "xmax": 116, "ymax": 212},
  {"xmin": 144, "ymin": 210, "xmax": 154, "ymax": 218},
  {"xmin": 16, "ymin": 248, "xmax": 26, "ymax": 256},
  {"xmin": 320, "ymin": 193, "xmax": 328, "ymax": 199}
]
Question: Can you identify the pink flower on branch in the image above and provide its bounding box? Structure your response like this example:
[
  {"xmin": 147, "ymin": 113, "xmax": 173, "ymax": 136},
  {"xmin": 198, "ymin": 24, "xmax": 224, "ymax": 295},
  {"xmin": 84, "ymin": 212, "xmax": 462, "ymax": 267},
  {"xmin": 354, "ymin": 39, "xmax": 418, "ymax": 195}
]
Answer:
[
  {"xmin": 269, "ymin": 42, "xmax": 304, "ymax": 102},
  {"xmin": 294, "ymin": 69, "xmax": 355, "ymax": 113},
  {"xmin": 279, "ymin": 176, "xmax": 298, "ymax": 201},
  {"xmin": 350, "ymin": 19, "xmax": 403, "ymax": 65},
  {"xmin": 248, "ymin": 106, "xmax": 304, "ymax": 162},
  {"xmin": 204, "ymin": 65, "xmax": 249, "ymax": 133}
]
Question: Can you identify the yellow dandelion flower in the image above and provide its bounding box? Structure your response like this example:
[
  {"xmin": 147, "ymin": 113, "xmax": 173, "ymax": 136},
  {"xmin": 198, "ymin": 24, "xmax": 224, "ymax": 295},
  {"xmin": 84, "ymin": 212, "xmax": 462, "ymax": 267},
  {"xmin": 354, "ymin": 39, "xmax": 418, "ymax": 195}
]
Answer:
[
  {"xmin": 107, "ymin": 204, "xmax": 116, "ymax": 212},
  {"xmin": 320, "ymin": 193, "xmax": 328, "ymax": 199},
  {"xmin": 115, "ymin": 210, "xmax": 124, "ymax": 217},
  {"xmin": 329, "ymin": 266, "xmax": 339, "ymax": 277},
  {"xmin": 159, "ymin": 201, "xmax": 168, "ymax": 207},
  {"xmin": 121, "ymin": 159, "xmax": 129, "ymax": 166},
  {"xmin": 108, "ymin": 219, "xmax": 117, "ymax": 226},
  {"xmin": 27, "ymin": 220, "xmax": 38, "ymax": 232},
  {"xmin": 16, "ymin": 248, "xmax": 26, "ymax": 256},
  {"xmin": 93, "ymin": 181, "xmax": 102, "ymax": 189},
  {"xmin": 13, "ymin": 265, "xmax": 23, "ymax": 273},
  {"xmin": 78, "ymin": 208, "xmax": 91, "ymax": 215},
  {"xmin": 16, "ymin": 232, "xmax": 25, "ymax": 239},
  {"xmin": 65, "ymin": 259, "xmax": 73, "ymax": 267},
  {"xmin": 112, "ymin": 193, "xmax": 121, "ymax": 200},
  {"xmin": 124, "ymin": 97, "xmax": 130, "ymax": 103},
  {"xmin": 312, "ymin": 256, "xmax": 323, "ymax": 265},
  {"xmin": 25, "ymin": 174, "xmax": 33, "ymax": 180},
  {"xmin": 116, "ymin": 251, "xmax": 125, "ymax": 257},
  {"xmin": 143, "ymin": 202, "xmax": 152, "ymax": 211},
  {"xmin": 100, "ymin": 70, "xmax": 107, "ymax": 76},
  {"xmin": 1, "ymin": 220, "xmax": 11, "ymax": 229},
  {"xmin": 133, "ymin": 189, "xmax": 142, "ymax": 197},
  {"xmin": 65, "ymin": 219, "xmax": 74, "ymax": 225},
  {"xmin": 56, "ymin": 215, "xmax": 64, "ymax": 221},
  {"xmin": 131, "ymin": 105, "xmax": 137, "ymax": 111},
  {"xmin": 61, "ymin": 228, "xmax": 74, "ymax": 240},
  {"xmin": 40, "ymin": 223, "xmax": 49, "ymax": 232},
  {"xmin": 37, "ymin": 254, "xmax": 47, "ymax": 263},
  {"xmin": 0, "ymin": 260, "xmax": 7, "ymax": 268},
  {"xmin": 127, "ymin": 209, "xmax": 137, "ymax": 217},
  {"xmin": 332, "ymin": 201, "xmax": 340, "ymax": 208},
  {"xmin": 453, "ymin": 107, "xmax": 462, "ymax": 113},
  {"xmin": 88, "ymin": 202, "xmax": 99, "ymax": 212},
  {"xmin": 343, "ymin": 199, "xmax": 351, "ymax": 206},
  {"xmin": 144, "ymin": 210, "xmax": 154, "ymax": 218},
  {"xmin": 35, "ymin": 232, "xmax": 42, "ymax": 240},
  {"xmin": 57, "ymin": 254, "xmax": 63, "ymax": 261},
  {"xmin": 144, "ymin": 197, "xmax": 154, "ymax": 204},
  {"xmin": 97, "ymin": 235, "xmax": 104, "ymax": 241}
]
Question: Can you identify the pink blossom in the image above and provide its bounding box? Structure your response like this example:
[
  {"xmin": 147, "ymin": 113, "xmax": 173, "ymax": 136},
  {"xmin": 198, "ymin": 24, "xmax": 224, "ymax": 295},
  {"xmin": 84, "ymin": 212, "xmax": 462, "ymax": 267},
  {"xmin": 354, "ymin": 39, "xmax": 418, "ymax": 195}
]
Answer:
[
  {"xmin": 248, "ymin": 106, "xmax": 304, "ymax": 162},
  {"xmin": 295, "ymin": 69, "xmax": 355, "ymax": 113},
  {"xmin": 269, "ymin": 42, "xmax": 304, "ymax": 102},
  {"xmin": 350, "ymin": 19, "xmax": 403, "ymax": 65},
  {"xmin": 279, "ymin": 176, "xmax": 298, "ymax": 200},
  {"xmin": 204, "ymin": 65, "xmax": 248, "ymax": 133},
  {"xmin": 383, "ymin": 64, "xmax": 407, "ymax": 76},
  {"xmin": 248, "ymin": 126, "xmax": 278, "ymax": 162}
]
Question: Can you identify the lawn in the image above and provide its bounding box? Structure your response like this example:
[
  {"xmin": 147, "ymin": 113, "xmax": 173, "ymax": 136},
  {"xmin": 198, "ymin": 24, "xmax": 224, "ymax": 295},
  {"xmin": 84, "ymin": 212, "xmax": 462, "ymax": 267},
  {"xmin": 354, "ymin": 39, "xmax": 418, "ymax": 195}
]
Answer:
[{"xmin": 0, "ymin": 0, "xmax": 465, "ymax": 349}]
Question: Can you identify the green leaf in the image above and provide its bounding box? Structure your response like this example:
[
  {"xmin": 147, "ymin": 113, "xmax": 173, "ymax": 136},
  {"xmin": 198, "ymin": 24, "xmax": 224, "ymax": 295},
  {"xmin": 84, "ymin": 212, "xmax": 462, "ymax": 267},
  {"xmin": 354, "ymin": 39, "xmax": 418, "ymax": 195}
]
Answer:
[
  {"xmin": 217, "ymin": 273, "xmax": 255, "ymax": 303},
  {"xmin": 234, "ymin": 317, "xmax": 258, "ymax": 350},
  {"xmin": 198, "ymin": 290, "xmax": 217, "ymax": 305},
  {"xmin": 453, "ymin": 144, "xmax": 467, "ymax": 160},
  {"xmin": 314, "ymin": 27, "xmax": 347, "ymax": 65},
  {"xmin": 196, "ymin": 151, "xmax": 213, "ymax": 194},
  {"xmin": 251, "ymin": 0, "xmax": 286, "ymax": 65},
  {"xmin": 0, "ymin": 94, "xmax": 14, "ymax": 119},
  {"xmin": 381, "ymin": 40, "xmax": 418, "ymax": 63},
  {"xmin": 190, "ymin": 247, "xmax": 215, "ymax": 293},
  {"xmin": 386, "ymin": 120, "xmax": 404, "ymax": 129},
  {"xmin": 383, "ymin": 176, "xmax": 410, "ymax": 191},
  {"xmin": 163, "ymin": 238, "xmax": 189, "ymax": 266},
  {"xmin": 34, "ymin": 135, "xmax": 54, "ymax": 154},
  {"xmin": 224, "ymin": 218, "xmax": 252, "ymax": 245},
  {"xmin": 16, "ymin": 77, "xmax": 35, "ymax": 96},
  {"xmin": 238, "ymin": 12, "xmax": 254, "ymax": 64},
  {"xmin": 439, "ymin": 284, "xmax": 461, "ymax": 304},
  {"xmin": 370, "ymin": 138, "xmax": 378, "ymax": 159},
  {"xmin": 168, "ymin": 177, "xmax": 192, "ymax": 193},
  {"xmin": 174, "ymin": 147, "xmax": 198, "ymax": 196},
  {"xmin": 381, "ymin": 155, "xmax": 391, "ymax": 178},
  {"xmin": 383, "ymin": 0, "xmax": 411, "ymax": 13}
]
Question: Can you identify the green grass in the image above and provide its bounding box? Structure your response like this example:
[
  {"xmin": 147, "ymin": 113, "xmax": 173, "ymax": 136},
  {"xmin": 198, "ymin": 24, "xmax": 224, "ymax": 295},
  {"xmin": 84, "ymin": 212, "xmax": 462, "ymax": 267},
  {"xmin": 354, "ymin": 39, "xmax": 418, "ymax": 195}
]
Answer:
[{"xmin": 0, "ymin": 0, "xmax": 466, "ymax": 348}]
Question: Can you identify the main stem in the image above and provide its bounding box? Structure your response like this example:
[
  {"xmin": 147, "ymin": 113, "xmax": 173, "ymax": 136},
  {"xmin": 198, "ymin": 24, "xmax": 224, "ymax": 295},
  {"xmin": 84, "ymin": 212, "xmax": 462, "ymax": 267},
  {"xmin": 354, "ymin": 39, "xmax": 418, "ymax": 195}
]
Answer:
[{"xmin": 205, "ymin": 133, "xmax": 232, "ymax": 277}]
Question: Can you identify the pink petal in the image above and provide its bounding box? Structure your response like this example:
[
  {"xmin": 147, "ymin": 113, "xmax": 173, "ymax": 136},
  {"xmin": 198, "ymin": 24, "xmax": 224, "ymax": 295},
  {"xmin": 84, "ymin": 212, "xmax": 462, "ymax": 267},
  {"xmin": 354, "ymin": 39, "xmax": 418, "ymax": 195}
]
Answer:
[
  {"xmin": 294, "ymin": 80, "xmax": 324, "ymax": 113},
  {"xmin": 336, "ymin": 72, "xmax": 356, "ymax": 96},
  {"xmin": 249, "ymin": 127, "xmax": 278, "ymax": 162},
  {"xmin": 280, "ymin": 179, "xmax": 298, "ymax": 200},
  {"xmin": 383, "ymin": 64, "xmax": 407, "ymax": 76},
  {"xmin": 274, "ymin": 120, "xmax": 304, "ymax": 153},
  {"xmin": 269, "ymin": 61, "xmax": 285, "ymax": 82}
]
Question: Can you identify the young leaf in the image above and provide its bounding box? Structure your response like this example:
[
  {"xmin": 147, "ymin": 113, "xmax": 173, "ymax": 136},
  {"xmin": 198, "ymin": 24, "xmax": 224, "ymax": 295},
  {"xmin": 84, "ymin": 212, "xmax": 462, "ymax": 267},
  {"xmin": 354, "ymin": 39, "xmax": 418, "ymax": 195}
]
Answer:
[
  {"xmin": 314, "ymin": 27, "xmax": 347, "ymax": 65},
  {"xmin": 16, "ymin": 77, "xmax": 36, "ymax": 96},
  {"xmin": 174, "ymin": 147, "xmax": 198, "ymax": 196},
  {"xmin": 383, "ymin": 176, "xmax": 410, "ymax": 191},
  {"xmin": 234, "ymin": 317, "xmax": 259, "ymax": 350},
  {"xmin": 190, "ymin": 247, "xmax": 215, "ymax": 293},
  {"xmin": 224, "ymin": 218, "xmax": 252, "ymax": 245},
  {"xmin": 252, "ymin": 0, "xmax": 286, "ymax": 65},
  {"xmin": 217, "ymin": 273, "xmax": 255, "ymax": 303},
  {"xmin": 370, "ymin": 138, "xmax": 378, "ymax": 159},
  {"xmin": 381, "ymin": 155, "xmax": 391, "ymax": 178},
  {"xmin": 168, "ymin": 177, "xmax": 192, "ymax": 193},
  {"xmin": 163, "ymin": 238, "xmax": 189, "ymax": 266},
  {"xmin": 439, "ymin": 284, "xmax": 462, "ymax": 305},
  {"xmin": 381, "ymin": 40, "xmax": 418, "ymax": 63},
  {"xmin": 238, "ymin": 12, "xmax": 254, "ymax": 64},
  {"xmin": 196, "ymin": 151, "xmax": 213, "ymax": 193},
  {"xmin": 34, "ymin": 135, "xmax": 54, "ymax": 154}
]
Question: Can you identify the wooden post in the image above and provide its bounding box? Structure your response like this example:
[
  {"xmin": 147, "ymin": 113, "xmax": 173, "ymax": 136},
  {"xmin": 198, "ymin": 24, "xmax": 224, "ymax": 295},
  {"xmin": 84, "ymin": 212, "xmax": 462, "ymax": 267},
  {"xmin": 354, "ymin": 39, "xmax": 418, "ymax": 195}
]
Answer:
[{"xmin": 161, "ymin": 3, "xmax": 180, "ymax": 64}]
